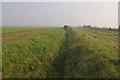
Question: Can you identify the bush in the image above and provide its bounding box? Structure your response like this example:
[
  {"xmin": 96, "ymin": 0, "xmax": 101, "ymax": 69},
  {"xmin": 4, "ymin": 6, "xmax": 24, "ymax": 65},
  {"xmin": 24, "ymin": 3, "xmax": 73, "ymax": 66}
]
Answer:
[
  {"xmin": 63, "ymin": 25, "xmax": 71, "ymax": 31},
  {"xmin": 83, "ymin": 25, "xmax": 91, "ymax": 28}
]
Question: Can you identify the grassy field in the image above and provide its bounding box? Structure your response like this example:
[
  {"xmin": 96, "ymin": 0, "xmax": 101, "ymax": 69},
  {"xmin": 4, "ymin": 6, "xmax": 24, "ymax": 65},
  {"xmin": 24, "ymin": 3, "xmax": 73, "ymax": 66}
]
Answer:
[{"xmin": 2, "ymin": 27, "xmax": 119, "ymax": 78}]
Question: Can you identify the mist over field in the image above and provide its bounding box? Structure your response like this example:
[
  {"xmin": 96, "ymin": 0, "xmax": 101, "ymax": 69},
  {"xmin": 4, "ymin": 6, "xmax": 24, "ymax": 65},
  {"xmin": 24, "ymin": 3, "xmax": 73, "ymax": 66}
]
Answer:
[
  {"xmin": 2, "ymin": 2, "xmax": 118, "ymax": 28},
  {"xmin": 1, "ymin": 2, "xmax": 119, "ymax": 78}
]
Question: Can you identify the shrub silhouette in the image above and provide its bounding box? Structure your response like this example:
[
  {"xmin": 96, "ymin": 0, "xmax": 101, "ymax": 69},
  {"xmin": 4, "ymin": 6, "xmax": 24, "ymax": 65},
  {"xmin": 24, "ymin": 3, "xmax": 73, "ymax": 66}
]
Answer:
[
  {"xmin": 83, "ymin": 25, "xmax": 91, "ymax": 28},
  {"xmin": 63, "ymin": 25, "xmax": 71, "ymax": 31}
]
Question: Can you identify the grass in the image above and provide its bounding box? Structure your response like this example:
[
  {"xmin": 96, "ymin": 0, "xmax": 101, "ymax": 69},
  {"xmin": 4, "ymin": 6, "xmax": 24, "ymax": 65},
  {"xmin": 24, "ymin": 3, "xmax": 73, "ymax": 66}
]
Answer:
[
  {"xmin": 2, "ymin": 27, "xmax": 44, "ymax": 33},
  {"xmin": 2, "ymin": 27, "xmax": 119, "ymax": 78},
  {"xmin": 2, "ymin": 27, "xmax": 65, "ymax": 78},
  {"xmin": 0, "ymin": 51, "xmax": 1, "ymax": 79},
  {"xmin": 63, "ymin": 28, "xmax": 118, "ymax": 78}
]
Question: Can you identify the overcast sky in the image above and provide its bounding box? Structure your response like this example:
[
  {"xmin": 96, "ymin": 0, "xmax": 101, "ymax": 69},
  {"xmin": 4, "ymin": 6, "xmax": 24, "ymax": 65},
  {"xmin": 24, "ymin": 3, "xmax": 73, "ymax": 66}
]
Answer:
[{"xmin": 2, "ymin": 2, "xmax": 118, "ymax": 28}]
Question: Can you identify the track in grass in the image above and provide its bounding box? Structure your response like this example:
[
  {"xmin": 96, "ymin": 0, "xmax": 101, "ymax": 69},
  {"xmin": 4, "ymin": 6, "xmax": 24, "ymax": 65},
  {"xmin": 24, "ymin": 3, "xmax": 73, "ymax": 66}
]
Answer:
[
  {"xmin": 49, "ymin": 28, "xmax": 119, "ymax": 78},
  {"xmin": 50, "ymin": 29, "xmax": 75, "ymax": 78}
]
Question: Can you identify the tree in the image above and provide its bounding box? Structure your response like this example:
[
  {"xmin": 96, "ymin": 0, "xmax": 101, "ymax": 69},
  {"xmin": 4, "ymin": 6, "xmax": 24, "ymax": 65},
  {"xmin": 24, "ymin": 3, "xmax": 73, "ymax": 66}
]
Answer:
[
  {"xmin": 63, "ymin": 25, "xmax": 70, "ymax": 31},
  {"xmin": 83, "ymin": 25, "xmax": 86, "ymax": 27},
  {"xmin": 109, "ymin": 27, "xmax": 112, "ymax": 30},
  {"xmin": 83, "ymin": 25, "xmax": 91, "ymax": 28}
]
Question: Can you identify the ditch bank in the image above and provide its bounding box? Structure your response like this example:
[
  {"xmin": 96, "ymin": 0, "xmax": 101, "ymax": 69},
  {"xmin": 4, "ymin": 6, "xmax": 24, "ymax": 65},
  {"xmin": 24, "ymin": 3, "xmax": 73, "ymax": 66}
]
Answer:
[{"xmin": 48, "ymin": 29, "xmax": 76, "ymax": 78}]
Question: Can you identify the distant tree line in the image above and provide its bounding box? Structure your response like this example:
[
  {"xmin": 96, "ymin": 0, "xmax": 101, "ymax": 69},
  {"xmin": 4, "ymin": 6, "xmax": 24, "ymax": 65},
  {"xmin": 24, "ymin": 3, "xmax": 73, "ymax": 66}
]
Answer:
[
  {"xmin": 78, "ymin": 25, "xmax": 119, "ymax": 31},
  {"xmin": 63, "ymin": 24, "xmax": 119, "ymax": 31},
  {"xmin": 79, "ymin": 25, "xmax": 92, "ymax": 28}
]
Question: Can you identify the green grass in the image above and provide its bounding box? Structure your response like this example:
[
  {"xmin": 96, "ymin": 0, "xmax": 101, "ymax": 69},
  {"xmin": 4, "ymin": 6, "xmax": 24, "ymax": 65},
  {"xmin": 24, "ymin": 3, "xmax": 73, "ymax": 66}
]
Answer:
[
  {"xmin": 63, "ymin": 28, "xmax": 118, "ymax": 78},
  {"xmin": 2, "ymin": 27, "xmax": 44, "ymax": 33},
  {"xmin": 2, "ymin": 27, "xmax": 119, "ymax": 78},
  {"xmin": 2, "ymin": 27, "xmax": 65, "ymax": 78},
  {"xmin": 0, "ymin": 52, "xmax": 1, "ymax": 79}
]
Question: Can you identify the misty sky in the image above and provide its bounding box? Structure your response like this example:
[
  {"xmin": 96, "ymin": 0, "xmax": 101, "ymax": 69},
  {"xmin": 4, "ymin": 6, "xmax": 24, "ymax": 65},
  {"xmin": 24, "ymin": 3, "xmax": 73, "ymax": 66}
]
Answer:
[{"xmin": 2, "ymin": 2, "xmax": 118, "ymax": 28}]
